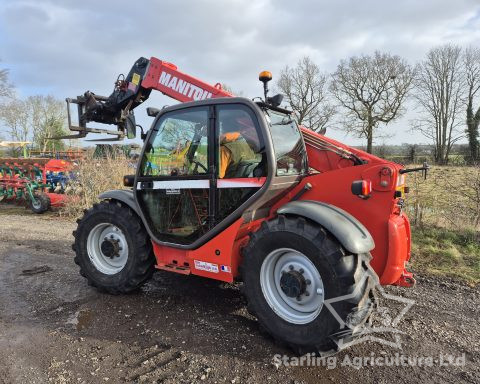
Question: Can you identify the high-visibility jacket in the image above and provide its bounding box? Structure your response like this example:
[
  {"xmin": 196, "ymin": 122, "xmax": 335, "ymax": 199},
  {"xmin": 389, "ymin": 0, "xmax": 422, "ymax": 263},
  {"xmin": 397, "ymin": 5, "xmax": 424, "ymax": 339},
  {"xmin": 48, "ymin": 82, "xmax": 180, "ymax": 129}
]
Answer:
[{"xmin": 219, "ymin": 132, "xmax": 257, "ymax": 178}]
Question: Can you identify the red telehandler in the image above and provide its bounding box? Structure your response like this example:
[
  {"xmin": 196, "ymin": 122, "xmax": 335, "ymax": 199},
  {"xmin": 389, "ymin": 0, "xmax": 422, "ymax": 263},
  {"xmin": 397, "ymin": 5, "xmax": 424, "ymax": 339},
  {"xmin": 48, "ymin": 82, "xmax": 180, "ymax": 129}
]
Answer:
[{"xmin": 65, "ymin": 56, "xmax": 426, "ymax": 354}]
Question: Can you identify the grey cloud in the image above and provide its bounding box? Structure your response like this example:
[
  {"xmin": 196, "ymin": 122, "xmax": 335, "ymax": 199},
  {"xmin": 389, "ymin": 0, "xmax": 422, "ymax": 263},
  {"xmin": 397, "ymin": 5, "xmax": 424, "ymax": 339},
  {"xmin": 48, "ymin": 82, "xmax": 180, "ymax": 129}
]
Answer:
[{"xmin": 0, "ymin": 0, "xmax": 479, "ymax": 144}]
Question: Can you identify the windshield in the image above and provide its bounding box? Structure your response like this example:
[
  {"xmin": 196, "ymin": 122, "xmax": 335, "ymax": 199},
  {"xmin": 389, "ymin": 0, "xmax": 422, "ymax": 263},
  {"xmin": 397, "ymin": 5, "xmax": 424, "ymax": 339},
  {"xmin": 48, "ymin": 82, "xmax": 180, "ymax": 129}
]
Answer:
[{"xmin": 265, "ymin": 110, "xmax": 307, "ymax": 176}]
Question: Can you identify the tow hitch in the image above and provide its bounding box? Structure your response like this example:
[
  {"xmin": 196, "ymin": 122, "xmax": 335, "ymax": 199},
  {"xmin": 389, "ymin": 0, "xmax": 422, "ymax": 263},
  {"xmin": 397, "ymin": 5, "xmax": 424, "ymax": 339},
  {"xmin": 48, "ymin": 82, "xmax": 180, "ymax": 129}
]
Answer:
[
  {"xmin": 399, "ymin": 162, "xmax": 430, "ymax": 179},
  {"xmin": 393, "ymin": 269, "xmax": 416, "ymax": 287}
]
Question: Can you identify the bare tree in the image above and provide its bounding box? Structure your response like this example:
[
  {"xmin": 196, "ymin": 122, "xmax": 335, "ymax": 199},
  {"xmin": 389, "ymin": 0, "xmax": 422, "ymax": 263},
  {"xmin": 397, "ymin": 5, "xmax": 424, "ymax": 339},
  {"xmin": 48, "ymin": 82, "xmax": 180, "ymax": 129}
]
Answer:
[
  {"xmin": 0, "ymin": 61, "xmax": 16, "ymax": 144},
  {"xmin": 464, "ymin": 46, "xmax": 480, "ymax": 163},
  {"xmin": 0, "ymin": 95, "xmax": 66, "ymax": 153},
  {"xmin": 220, "ymin": 83, "xmax": 243, "ymax": 97},
  {"xmin": 330, "ymin": 51, "xmax": 414, "ymax": 153},
  {"xmin": 413, "ymin": 45, "xmax": 465, "ymax": 165},
  {"xmin": 27, "ymin": 95, "xmax": 66, "ymax": 152},
  {"xmin": 0, "ymin": 63, "xmax": 14, "ymax": 102},
  {"xmin": 277, "ymin": 56, "xmax": 335, "ymax": 133},
  {"xmin": 0, "ymin": 99, "xmax": 30, "ymax": 144}
]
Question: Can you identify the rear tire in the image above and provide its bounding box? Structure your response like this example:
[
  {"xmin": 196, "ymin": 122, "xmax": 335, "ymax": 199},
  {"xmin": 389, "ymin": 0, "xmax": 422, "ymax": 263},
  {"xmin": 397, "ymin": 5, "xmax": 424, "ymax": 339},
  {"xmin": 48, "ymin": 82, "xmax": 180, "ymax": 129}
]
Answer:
[
  {"xmin": 241, "ymin": 215, "xmax": 376, "ymax": 355},
  {"xmin": 72, "ymin": 200, "xmax": 155, "ymax": 294},
  {"xmin": 29, "ymin": 193, "xmax": 51, "ymax": 214}
]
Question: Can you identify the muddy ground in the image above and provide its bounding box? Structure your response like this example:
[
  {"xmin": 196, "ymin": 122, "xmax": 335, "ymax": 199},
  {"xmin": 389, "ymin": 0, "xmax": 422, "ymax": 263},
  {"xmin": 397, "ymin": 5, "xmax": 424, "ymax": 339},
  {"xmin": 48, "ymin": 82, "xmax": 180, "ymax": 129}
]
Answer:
[{"xmin": 0, "ymin": 205, "xmax": 478, "ymax": 384}]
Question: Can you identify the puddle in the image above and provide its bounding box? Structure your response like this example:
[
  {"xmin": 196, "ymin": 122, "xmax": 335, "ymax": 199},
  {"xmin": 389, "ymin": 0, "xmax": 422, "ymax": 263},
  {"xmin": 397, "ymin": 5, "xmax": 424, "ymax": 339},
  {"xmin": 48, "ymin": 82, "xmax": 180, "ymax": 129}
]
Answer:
[{"xmin": 66, "ymin": 309, "xmax": 93, "ymax": 331}]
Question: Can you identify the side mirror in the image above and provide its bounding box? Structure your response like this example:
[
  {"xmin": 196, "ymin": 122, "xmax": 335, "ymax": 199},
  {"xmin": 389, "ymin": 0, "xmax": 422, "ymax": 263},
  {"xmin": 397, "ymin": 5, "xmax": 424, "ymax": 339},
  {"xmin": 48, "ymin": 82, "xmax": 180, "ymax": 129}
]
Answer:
[
  {"xmin": 125, "ymin": 113, "xmax": 136, "ymax": 139},
  {"xmin": 147, "ymin": 107, "xmax": 161, "ymax": 117},
  {"xmin": 267, "ymin": 94, "xmax": 284, "ymax": 107},
  {"xmin": 318, "ymin": 127, "xmax": 327, "ymax": 135}
]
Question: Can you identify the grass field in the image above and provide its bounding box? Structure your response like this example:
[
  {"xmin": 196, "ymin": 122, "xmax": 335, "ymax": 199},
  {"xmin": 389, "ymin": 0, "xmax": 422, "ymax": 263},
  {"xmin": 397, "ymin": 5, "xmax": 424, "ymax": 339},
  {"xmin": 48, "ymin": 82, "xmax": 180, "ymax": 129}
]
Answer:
[
  {"xmin": 411, "ymin": 226, "xmax": 479, "ymax": 284},
  {"xmin": 404, "ymin": 166, "xmax": 480, "ymax": 284},
  {"xmin": 404, "ymin": 165, "xmax": 480, "ymax": 230}
]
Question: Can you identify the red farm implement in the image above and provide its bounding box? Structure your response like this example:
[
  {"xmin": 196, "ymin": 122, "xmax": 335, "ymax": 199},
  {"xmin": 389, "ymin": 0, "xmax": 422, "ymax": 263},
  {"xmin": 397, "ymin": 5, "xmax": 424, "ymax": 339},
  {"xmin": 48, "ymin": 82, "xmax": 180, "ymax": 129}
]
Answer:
[{"xmin": 0, "ymin": 158, "xmax": 72, "ymax": 213}]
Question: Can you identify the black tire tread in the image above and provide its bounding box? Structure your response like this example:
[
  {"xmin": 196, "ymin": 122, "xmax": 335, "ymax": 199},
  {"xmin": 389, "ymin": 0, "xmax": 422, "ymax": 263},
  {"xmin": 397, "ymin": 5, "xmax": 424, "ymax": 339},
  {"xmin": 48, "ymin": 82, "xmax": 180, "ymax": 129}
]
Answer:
[
  {"xmin": 241, "ymin": 214, "xmax": 376, "ymax": 355},
  {"xmin": 72, "ymin": 200, "xmax": 154, "ymax": 294}
]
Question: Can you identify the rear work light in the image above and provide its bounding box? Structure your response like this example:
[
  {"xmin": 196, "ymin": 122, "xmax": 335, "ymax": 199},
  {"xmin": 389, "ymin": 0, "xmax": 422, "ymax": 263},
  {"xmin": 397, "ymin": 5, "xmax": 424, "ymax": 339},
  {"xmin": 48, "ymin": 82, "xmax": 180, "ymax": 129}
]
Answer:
[
  {"xmin": 396, "ymin": 174, "xmax": 407, "ymax": 198},
  {"xmin": 351, "ymin": 180, "xmax": 372, "ymax": 199}
]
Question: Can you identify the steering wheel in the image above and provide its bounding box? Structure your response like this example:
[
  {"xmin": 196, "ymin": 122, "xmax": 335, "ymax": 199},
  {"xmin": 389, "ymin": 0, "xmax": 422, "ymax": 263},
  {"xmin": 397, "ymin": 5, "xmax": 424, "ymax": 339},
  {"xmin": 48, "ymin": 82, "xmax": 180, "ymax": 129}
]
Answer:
[{"xmin": 191, "ymin": 160, "xmax": 208, "ymax": 174}]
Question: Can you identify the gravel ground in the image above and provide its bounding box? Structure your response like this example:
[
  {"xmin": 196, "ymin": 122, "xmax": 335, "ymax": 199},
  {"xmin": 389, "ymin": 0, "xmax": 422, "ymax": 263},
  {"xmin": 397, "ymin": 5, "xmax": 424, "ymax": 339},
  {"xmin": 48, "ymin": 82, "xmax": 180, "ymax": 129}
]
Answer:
[{"xmin": 0, "ymin": 205, "xmax": 478, "ymax": 384}]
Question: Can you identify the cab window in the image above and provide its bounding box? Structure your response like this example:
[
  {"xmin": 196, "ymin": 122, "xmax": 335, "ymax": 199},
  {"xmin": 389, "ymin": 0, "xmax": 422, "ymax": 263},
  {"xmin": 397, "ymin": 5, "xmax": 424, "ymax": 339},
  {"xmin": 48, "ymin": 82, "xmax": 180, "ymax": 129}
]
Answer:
[
  {"xmin": 267, "ymin": 111, "xmax": 307, "ymax": 176},
  {"xmin": 141, "ymin": 107, "xmax": 209, "ymax": 177},
  {"xmin": 217, "ymin": 105, "xmax": 265, "ymax": 179},
  {"xmin": 137, "ymin": 107, "xmax": 210, "ymax": 244}
]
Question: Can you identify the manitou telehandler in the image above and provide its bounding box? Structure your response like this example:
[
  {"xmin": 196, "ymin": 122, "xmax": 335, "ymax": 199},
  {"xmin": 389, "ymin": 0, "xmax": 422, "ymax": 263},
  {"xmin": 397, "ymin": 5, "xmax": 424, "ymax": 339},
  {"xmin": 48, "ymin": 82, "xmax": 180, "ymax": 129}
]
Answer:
[{"xmin": 66, "ymin": 57, "xmax": 424, "ymax": 354}]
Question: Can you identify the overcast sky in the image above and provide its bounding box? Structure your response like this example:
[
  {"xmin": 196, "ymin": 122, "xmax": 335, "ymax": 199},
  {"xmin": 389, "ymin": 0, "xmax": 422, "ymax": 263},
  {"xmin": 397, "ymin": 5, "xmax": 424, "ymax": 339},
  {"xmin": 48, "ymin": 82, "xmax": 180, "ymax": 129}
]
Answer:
[{"xmin": 1, "ymin": 0, "xmax": 480, "ymax": 146}]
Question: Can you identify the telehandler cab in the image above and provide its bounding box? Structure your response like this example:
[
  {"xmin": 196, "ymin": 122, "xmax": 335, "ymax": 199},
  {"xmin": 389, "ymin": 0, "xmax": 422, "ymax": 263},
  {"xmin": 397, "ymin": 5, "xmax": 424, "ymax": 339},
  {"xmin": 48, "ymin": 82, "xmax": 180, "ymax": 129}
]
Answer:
[{"xmin": 68, "ymin": 57, "xmax": 423, "ymax": 354}]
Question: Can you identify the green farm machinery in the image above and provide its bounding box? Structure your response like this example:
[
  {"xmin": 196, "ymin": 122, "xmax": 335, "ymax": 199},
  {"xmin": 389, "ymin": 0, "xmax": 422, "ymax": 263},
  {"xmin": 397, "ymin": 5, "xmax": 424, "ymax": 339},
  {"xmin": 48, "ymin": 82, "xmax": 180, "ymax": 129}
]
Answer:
[{"xmin": 0, "ymin": 158, "xmax": 72, "ymax": 213}]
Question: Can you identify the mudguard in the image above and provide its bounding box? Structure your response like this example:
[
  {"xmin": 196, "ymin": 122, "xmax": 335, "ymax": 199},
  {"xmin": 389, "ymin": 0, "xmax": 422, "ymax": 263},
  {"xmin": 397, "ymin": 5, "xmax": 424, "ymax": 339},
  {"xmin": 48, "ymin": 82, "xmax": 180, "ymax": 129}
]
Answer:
[
  {"xmin": 99, "ymin": 189, "xmax": 141, "ymax": 216},
  {"xmin": 277, "ymin": 200, "xmax": 375, "ymax": 254}
]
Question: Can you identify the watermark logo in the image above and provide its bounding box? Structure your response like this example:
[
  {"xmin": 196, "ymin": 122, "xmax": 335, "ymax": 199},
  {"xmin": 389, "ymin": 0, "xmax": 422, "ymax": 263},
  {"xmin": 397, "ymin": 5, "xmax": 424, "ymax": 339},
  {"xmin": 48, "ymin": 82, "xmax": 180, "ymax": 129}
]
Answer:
[
  {"xmin": 272, "ymin": 264, "xmax": 466, "ymax": 370},
  {"xmin": 322, "ymin": 262, "xmax": 415, "ymax": 353},
  {"xmin": 273, "ymin": 352, "xmax": 466, "ymax": 369}
]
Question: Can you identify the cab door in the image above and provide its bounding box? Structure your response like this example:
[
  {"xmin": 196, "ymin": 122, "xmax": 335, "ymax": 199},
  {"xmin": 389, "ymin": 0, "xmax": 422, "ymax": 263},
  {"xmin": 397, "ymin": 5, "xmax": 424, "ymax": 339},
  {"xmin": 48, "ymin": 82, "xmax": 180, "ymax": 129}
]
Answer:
[
  {"xmin": 135, "ymin": 106, "xmax": 213, "ymax": 245},
  {"xmin": 215, "ymin": 104, "xmax": 267, "ymax": 223}
]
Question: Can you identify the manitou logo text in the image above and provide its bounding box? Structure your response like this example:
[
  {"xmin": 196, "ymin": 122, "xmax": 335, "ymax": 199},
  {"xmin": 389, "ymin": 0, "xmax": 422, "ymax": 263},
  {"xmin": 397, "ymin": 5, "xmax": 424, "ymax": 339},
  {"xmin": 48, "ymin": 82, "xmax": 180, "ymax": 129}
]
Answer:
[{"xmin": 159, "ymin": 72, "xmax": 213, "ymax": 100}]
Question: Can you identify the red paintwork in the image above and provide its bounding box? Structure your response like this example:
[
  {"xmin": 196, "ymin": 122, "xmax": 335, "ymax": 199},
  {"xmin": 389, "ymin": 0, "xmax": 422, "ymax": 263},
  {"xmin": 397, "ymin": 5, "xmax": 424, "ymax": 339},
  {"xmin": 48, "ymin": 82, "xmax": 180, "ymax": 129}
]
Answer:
[
  {"xmin": 43, "ymin": 159, "xmax": 72, "ymax": 207},
  {"xmin": 44, "ymin": 159, "xmax": 72, "ymax": 172},
  {"xmin": 268, "ymin": 129, "xmax": 412, "ymax": 285},
  {"xmin": 394, "ymin": 269, "xmax": 416, "ymax": 287},
  {"xmin": 150, "ymin": 128, "xmax": 412, "ymax": 286},
  {"xmin": 217, "ymin": 177, "xmax": 266, "ymax": 188},
  {"xmin": 47, "ymin": 192, "xmax": 68, "ymax": 207},
  {"xmin": 141, "ymin": 58, "xmax": 413, "ymax": 287},
  {"xmin": 141, "ymin": 57, "xmax": 233, "ymax": 102},
  {"xmin": 152, "ymin": 219, "xmax": 244, "ymax": 282},
  {"xmin": 43, "ymin": 159, "xmax": 72, "ymax": 184}
]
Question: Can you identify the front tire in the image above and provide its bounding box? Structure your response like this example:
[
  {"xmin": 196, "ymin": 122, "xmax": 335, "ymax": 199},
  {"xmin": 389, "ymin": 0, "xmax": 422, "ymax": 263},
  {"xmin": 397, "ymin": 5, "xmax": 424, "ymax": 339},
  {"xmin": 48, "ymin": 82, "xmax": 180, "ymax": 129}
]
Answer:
[
  {"xmin": 72, "ymin": 200, "xmax": 155, "ymax": 294},
  {"xmin": 241, "ymin": 215, "xmax": 376, "ymax": 355}
]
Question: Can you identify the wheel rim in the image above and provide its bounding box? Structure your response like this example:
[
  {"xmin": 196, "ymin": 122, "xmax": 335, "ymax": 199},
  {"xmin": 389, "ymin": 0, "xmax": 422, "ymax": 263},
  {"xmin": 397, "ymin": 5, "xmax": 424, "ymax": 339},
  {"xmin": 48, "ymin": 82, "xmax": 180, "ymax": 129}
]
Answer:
[
  {"xmin": 87, "ymin": 223, "xmax": 129, "ymax": 275},
  {"xmin": 31, "ymin": 198, "xmax": 41, "ymax": 210},
  {"xmin": 260, "ymin": 248, "xmax": 324, "ymax": 325}
]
